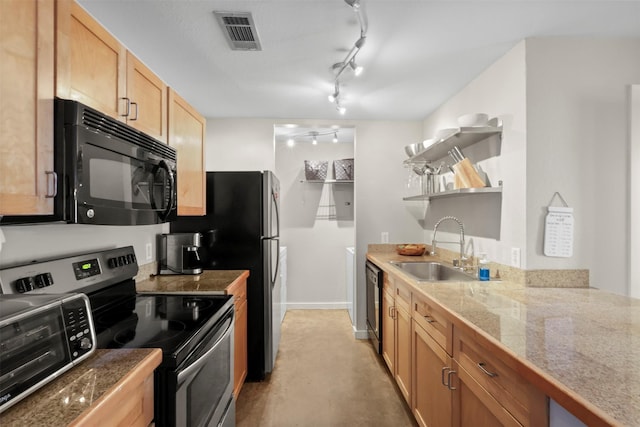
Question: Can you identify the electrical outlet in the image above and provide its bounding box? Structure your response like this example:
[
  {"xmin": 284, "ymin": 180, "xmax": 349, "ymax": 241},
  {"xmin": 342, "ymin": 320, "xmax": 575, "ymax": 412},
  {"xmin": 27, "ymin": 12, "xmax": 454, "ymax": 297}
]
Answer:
[
  {"xmin": 146, "ymin": 243, "xmax": 153, "ymax": 261},
  {"xmin": 381, "ymin": 232, "xmax": 389, "ymax": 243},
  {"xmin": 511, "ymin": 247, "xmax": 521, "ymax": 268}
]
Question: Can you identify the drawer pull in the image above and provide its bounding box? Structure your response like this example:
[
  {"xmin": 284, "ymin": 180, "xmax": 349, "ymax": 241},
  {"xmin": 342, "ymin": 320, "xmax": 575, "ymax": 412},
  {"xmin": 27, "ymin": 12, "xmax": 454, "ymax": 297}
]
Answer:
[
  {"xmin": 447, "ymin": 370, "xmax": 457, "ymax": 390},
  {"xmin": 120, "ymin": 97, "xmax": 131, "ymax": 117},
  {"xmin": 389, "ymin": 306, "xmax": 396, "ymax": 319},
  {"xmin": 478, "ymin": 362, "xmax": 498, "ymax": 378},
  {"xmin": 424, "ymin": 315, "xmax": 436, "ymax": 323}
]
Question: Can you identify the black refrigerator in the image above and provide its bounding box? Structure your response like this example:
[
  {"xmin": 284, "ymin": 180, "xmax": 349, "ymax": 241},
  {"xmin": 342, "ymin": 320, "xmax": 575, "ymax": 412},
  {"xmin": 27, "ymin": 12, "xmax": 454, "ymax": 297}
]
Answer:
[{"xmin": 170, "ymin": 171, "xmax": 281, "ymax": 381}]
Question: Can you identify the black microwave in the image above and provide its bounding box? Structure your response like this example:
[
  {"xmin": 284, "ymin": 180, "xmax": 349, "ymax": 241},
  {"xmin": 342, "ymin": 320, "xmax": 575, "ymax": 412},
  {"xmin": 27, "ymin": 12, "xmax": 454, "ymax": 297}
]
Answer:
[{"xmin": 2, "ymin": 99, "xmax": 177, "ymax": 225}]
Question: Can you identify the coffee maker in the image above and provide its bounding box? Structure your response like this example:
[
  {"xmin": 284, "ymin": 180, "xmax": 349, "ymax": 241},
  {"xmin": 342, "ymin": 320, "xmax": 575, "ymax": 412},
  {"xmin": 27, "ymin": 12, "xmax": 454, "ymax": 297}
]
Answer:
[{"xmin": 159, "ymin": 233, "xmax": 203, "ymax": 275}]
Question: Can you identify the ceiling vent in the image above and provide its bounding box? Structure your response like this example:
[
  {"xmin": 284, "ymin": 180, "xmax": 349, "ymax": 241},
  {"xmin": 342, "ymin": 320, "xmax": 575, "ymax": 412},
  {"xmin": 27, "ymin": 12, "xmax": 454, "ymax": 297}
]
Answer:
[{"xmin": 214, "ymin": 12, "xmax": 262, "ymax": 51}]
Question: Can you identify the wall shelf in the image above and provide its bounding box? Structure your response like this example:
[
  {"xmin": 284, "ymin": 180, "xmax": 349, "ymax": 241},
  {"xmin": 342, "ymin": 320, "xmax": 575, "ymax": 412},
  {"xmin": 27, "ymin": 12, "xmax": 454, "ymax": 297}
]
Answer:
[
  {"xmin": 403, "ymin": 186, "xmax": 502, "ymax": 201},
  {"xmin": 405, "ymin": 118, "xmax": 502, "ymax": 164},
  {"xmin": 301, "ymin": 179, "xmax": 354, "ymax": 184}
]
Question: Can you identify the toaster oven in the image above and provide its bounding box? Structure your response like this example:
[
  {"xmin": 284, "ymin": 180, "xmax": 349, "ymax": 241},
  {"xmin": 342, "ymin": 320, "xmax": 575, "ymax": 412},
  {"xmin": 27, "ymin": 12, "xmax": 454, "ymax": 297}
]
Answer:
[{"xmin": 0, "ymin": 293, "xmax": 96, "ymax": 413}]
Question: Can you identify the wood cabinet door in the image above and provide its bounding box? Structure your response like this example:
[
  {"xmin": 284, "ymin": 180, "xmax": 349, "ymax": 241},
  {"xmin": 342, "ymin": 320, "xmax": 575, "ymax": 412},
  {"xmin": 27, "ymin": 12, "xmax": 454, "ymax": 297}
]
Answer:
[
  {"xmin": 234, "ymin": 298, "xmax": 248, "ymax": 397},
  {"xmin": 395, "ymin": 304, "xmax": 412, "ymax": 404},
  {"xmin": 168, "ymin": 88, "xmax": 206, "ymax": 215},
  {"xmin": 56, "ymin": 0, "xmax": 126, "ymax": 120},
  {"xmin": 0, "ymin": 0, "xmax": 55, "ymax": 215},
  {"xmin": 381, "ymin": 288, "xmax": 395, "ymax": 373},
  {"xmin": 452, "ymin": 361, "xmax": 522, "ymax": 427},
  {"xmin": 412, "ymin": 320, "xmax": 453, "ymax": 427},
  {"xmin": 126, "ymin": 52, "xmax": 167, "ymax": 142}
]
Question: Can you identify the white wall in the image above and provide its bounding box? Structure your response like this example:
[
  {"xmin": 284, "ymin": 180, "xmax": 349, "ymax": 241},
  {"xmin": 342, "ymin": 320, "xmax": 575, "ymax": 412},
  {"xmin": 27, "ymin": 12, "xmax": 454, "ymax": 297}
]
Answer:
[
  {"xmin": 421, "ymin": 41, "xmax": 528, "ymax": 267},
  {"xmin": 0, "ymin": 223, "xmax": 166, "ymax": 268},
  {"xmin": 420, "ymin": 37, "xmax": 640, "ymax": 296},
  {"xmin": 526, "ymin": 38, "xmax": 640, "ymax": 295},
  {"xmin": 631, "ymin": 85, "xmax": 640, "ymax": 298},
  {"xmin": 275, "ymin": 134, "xmax": 354, "ymax": 308}
]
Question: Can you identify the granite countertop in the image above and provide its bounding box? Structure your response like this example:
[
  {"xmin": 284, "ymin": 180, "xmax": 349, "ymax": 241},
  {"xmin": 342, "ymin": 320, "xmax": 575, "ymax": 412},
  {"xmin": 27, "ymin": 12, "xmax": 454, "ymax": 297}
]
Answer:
[
  {"xmin": 0, "ymin": 349, "xmax": 162, "ymax": 426},
  {"xmin": 367, "ymin": 251, "xmax": 640, "ymax": 427},
  {"xmin": 136, "ymin": 270, "xmax": 249, "ymax": 294}
]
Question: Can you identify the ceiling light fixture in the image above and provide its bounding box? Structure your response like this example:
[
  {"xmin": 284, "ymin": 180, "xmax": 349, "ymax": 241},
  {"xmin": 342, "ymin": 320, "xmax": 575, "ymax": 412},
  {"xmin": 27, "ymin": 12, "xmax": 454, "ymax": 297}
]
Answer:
[
  {"xmin": 328, "ymin": 0, "xmax": 368, "ymax": 115},
  {"xmin": 283, "ymin": 129, "xmax": 342, "ymax": 145}
]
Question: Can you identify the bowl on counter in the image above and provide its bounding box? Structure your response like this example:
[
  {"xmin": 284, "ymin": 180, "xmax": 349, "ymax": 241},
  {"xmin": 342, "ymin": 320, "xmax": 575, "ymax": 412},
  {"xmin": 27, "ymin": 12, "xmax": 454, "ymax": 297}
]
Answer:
[{"xmin": 396, "ymin": 244, "xmax": 427, "ymax": 256}]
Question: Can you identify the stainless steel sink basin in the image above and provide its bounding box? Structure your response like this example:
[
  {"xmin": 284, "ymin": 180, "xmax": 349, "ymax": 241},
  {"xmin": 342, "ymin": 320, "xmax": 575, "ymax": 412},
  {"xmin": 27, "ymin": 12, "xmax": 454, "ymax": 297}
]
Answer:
[{"xmin": 389, "ymin": 261, "xmax": 476, "ymax": 282}]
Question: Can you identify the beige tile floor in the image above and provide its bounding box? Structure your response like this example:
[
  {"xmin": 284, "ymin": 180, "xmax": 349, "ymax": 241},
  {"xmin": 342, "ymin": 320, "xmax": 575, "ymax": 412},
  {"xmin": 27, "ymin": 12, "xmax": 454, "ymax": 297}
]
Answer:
[{"xmin": 236, "ymin": 310, "xmax": 417, "ymax": 427}]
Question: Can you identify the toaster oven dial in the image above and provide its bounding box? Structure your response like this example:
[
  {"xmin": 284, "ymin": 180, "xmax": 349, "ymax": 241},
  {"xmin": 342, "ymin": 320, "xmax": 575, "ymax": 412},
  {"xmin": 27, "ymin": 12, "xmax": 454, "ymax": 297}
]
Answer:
[{"xmin": 78, "ymin": 337, "xmax": 93, "ymax": 351}]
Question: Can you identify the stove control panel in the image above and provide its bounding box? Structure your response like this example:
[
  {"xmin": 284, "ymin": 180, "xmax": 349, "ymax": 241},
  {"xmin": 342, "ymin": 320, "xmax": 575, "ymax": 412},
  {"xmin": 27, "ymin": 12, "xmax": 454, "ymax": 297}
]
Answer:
[{"xmin": 0, "ymin": 246, "xmax": 139, "ymax": 295}]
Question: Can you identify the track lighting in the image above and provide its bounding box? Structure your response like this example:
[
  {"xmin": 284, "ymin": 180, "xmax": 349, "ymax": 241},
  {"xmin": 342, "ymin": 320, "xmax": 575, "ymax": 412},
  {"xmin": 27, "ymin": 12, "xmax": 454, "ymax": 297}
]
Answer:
[
  {"xmin": 283, "ymin": 129, "xmax": 342, "ymax": 145},
  {"xmin": 349, "ymin": 59, "xmax": 363, "ymax": 76},
  {"xmin": 327, "ymin": 0, "xmax": 368, "ymax": 114},
  {"xmin": 345, "ymin": 0, "xmax": 360, "ymax": 9}
]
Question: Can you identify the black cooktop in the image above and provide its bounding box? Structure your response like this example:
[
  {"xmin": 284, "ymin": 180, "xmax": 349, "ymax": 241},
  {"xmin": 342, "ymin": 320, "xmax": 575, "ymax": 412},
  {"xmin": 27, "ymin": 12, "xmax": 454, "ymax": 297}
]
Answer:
[{"xmin": 93, "ymin": 292, "xmax": 232, "ymax": 368}]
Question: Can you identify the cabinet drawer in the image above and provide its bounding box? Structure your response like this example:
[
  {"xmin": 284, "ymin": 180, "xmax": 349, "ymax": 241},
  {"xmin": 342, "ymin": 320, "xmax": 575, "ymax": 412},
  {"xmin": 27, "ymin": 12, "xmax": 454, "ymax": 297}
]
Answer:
[
  {"xmin": 395, "ymin": 279, "xmax": 411, "ymax": 313},
  {"xmin": 413, "ymin": 291, "xmax": 452, "ymax": 355},
  {"xmin": 453, "ymin": 329, "xmax": 547, "ymax": 427}
]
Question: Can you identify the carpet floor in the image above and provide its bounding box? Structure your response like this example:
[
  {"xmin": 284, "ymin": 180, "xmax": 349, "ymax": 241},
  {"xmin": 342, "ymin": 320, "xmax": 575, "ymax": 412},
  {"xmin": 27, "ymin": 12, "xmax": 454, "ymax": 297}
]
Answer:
[{"xmin": 236, "ymin": 309, "xmax": 417, "ymax": 427}]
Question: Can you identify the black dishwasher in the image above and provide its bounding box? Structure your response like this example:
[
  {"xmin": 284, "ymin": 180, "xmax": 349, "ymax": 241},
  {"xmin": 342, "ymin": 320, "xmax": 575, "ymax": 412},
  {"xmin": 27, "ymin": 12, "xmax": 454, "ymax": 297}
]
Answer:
[{"xmin": 366, "ymin": 261, "xmax": 383, "ymax": 354}]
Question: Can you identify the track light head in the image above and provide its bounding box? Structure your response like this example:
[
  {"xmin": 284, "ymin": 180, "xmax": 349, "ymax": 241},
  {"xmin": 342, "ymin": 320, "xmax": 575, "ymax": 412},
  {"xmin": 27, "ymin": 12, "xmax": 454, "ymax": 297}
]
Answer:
[
  {"xmin": 328, "ymin": 91, "xmax": 339, "ymax": 103},
  {"xmin": 286, "ymin": 138, "xmax": 295, "ymax": 147},
  {"xmin": 349, "ymin": 59, "xmax": 363, "ymax": 76},
  {"xmin": 355, "ymin": 36, "xmax": 366, "ymax": 49},
  {"xmin": 337, "ymin": 105, "xmax": 346, "ymax": 115},
  {"xmin": 333, "ymin": 133, "xmax": 338, "ymax": 143},
  {"xmin": 345, "ymin": 0, "xmax": 360, "ymax": 9}
]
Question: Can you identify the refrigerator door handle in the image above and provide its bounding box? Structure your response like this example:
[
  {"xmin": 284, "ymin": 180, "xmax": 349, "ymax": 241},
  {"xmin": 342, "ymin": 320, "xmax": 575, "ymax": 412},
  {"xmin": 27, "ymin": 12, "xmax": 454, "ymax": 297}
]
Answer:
[
  {"xmin": 272, "ymin": 187, "xmax": 280, "ymax": 238},
  {"xmin": 270, "ymin": 238, "xmax": 280, "ymax": 285}
]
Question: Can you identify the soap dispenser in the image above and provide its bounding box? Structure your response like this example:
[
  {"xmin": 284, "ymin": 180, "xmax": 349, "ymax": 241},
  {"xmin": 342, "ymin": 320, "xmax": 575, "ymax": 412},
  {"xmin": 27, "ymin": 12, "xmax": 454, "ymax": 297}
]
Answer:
[{"xmin": 478, "ymin": 253, "xmax": 490, "ymax": 281}]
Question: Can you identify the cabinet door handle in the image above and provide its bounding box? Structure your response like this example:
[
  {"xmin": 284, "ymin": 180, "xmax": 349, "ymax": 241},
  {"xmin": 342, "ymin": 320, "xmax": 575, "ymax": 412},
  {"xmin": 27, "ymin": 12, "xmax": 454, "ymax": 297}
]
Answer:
[
  {"xmin": 120, "ymin": 97, "xmax": 131, "ymax": 117},
  {"xmin": 441, "ymin": 367, "xmax": 450, "ymax": 387},
  {"xmin": 424, "ymin": 315, "xmax": 436, "ymax": 323},
  {"xmin": 45, "ymin": 171, "xmax": 57, "ymax": 198},
  {"xmin": 478, "ymin": 362, "xmax": 498, "ymax": 378},
  {"xmin": 447, "ymin": 370, "xmax": 457, "ymax": 390},
  {"xmin": 130, "ymin": 102, "xmax": 138, "ymax": 121}
]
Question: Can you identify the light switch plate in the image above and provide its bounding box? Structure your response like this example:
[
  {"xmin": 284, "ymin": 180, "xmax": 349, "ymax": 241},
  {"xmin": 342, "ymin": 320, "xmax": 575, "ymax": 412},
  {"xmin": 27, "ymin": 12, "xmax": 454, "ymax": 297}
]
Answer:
[
  {"xmin": 146, "ymin": 243, "xmax": 153, "ymax": 261},
  {"xmin": 381, "ymin": 232, "xmax": 389, "ymax": 243},
  {"xmin": 511, "ymin": 247, "xmax": 521, "ymax": 268}
]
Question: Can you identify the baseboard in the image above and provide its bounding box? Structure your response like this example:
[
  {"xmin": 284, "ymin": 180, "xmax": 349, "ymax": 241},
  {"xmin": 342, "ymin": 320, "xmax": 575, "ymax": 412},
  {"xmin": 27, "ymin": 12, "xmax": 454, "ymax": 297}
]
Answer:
[
  {"xmin": 353, "ymin": 327, "xmax": 369, "ymax": 340},
  {"xmin": 285, "ymin": 302, "xmax": 348, "ymax": 310}
]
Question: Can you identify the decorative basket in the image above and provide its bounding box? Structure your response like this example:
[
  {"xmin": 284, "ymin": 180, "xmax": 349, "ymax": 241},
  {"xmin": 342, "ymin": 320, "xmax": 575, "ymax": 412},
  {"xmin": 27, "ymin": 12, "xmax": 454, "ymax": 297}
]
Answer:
[
  {"xmin": 333, "ymin": 158, "xmax": 354, "ymax": 180},
  {"xmin": 304, "ymin": 160, "xmax": 328, "ymax": 181},
  {"xmin": 396, "ymin": 244, "xmax": 426, "ymax": 256}
]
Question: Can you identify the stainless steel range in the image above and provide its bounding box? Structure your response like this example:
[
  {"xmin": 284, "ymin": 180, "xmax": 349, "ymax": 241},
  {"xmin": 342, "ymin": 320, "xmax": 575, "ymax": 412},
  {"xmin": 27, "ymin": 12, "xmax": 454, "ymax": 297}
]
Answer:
[{"xmin": 0, "ymin": 246, "xmax": 235, "ymax": 427}]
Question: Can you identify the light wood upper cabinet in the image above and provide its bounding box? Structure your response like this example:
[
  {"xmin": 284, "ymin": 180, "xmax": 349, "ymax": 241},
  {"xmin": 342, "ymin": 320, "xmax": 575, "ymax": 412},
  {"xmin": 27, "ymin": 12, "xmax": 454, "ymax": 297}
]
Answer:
[
  {"xmin": 127, "ymin": 52, "xmax": 167, "ymax": 142},
  {"xmin": 56, "ymin": 0, "xmax": 168, "ymax": 143},
  {"xmin": 168, "ymin": 88, "xmax": 206, "ymax": 215},
  {"xmin": 0, "ymin": 0, "xmax": 55, "ymax": 216},
  {"xmin": 56, "ymin": 0, "xmax": 125, "ymax": 119}
]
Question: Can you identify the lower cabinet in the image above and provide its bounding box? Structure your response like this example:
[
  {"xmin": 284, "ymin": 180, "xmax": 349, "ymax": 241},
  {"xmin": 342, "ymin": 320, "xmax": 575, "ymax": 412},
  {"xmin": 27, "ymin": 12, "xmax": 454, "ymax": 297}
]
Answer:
[
  {"xmin": 371, "ymin": 261, "xmax": 549, "ymax": 427},
  {"xmin": 412, "ymin": 320, "xmax": 453, "ymax": 427},
  {"xmin": 394, "ymin": 282, "xmax": 412, "ymax": 404},
  {"xmin": 381, "ymin": 276, "xmax": 395, "ymax": 373},
  {"xmin": 226, "ymin": 274, "xmax": 248, "ymax": 398}
]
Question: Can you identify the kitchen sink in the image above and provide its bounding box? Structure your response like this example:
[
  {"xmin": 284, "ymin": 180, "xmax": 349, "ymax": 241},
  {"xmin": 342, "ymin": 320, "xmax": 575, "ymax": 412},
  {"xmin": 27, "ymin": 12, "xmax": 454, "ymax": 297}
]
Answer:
[{"xmin": 389, "ymin": 261, "xmax": 476, "ymax": 282}]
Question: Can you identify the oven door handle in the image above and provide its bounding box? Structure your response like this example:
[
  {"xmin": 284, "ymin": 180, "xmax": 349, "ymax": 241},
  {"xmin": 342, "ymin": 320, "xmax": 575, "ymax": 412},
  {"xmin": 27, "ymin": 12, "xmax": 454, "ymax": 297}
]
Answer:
[{"xmin": 177, "ymin": 316, "xmax": 233, "ymax": 382}]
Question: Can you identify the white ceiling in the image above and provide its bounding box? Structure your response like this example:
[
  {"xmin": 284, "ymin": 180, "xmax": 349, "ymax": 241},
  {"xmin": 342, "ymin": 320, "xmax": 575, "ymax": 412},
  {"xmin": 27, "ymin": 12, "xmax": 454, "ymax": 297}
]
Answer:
[{"xmin": 79, "ymin": 0, "xmax": 640, "ymax": 121}]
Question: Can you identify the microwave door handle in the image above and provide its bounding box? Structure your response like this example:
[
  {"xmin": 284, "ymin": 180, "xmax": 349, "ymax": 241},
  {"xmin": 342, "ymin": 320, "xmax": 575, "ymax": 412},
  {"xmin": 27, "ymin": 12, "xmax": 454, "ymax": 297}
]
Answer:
[
  {"xmin": 176, "ymin": 317, "xmax": 233, "ymax": 383},
  {"xmin": 151, "ymin": 160, "xmax": 175, "ymax": 220}
]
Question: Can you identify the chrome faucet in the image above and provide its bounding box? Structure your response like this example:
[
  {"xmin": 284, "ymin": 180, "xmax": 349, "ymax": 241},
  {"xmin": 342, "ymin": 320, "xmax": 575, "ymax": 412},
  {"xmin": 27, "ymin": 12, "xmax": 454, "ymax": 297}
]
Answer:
[{"xmin": 431, "ymin": 216, "xmax": 465, "ymax": 266}]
